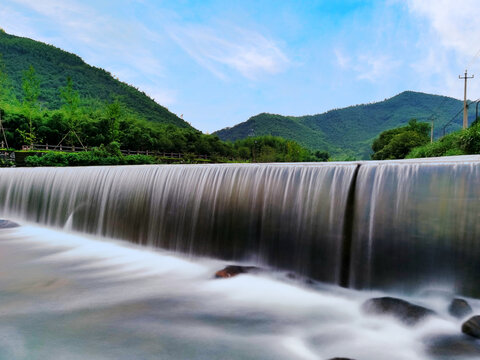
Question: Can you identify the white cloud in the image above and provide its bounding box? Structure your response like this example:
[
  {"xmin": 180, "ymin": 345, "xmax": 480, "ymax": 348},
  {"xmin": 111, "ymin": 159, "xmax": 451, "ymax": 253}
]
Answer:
[
  {"xmin": 407, "ymin": 0, "xmax": 480, "ymax": 66},
  {"xmin": 355, "ymin": 54, "xmax": 402, "ymax": 82},
  {"xmin": 140, "ymin": 84, "xmax": 177, "ymax": 107},
  {"xmin": 334, "ymin": 49, "xmax": 402, "ymax": 83},
  {"xmin": 168, "ymin": 24, "xmax": 290, "ymax": 80},
  {"xmin": 0, "ymin": 3, "xmax": 40, "ymax": 39},
  {"xmin": 406, "ymin": 0, "xmax": 480, "ymax": 98},
  {"xmin": 0, "ymin": 0, "xmax": 175, "ymax": 107},
  {"xmin": 334, "ymin": 49, "xmax": 350, "ymax": 69}
]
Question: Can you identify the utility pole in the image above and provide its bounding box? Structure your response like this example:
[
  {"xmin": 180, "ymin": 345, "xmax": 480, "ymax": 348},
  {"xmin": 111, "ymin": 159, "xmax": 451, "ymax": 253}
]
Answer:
[
  {"xmin": 459, "ymin": 70, "xmax": 474, "ymax": 129},
  {"xmin": 430, "ymin": 116, "xmax": 435, "ymax": 143},
  {"xmin": 476, "ymin": 101, "xmax": 480, "ymax": 124}
]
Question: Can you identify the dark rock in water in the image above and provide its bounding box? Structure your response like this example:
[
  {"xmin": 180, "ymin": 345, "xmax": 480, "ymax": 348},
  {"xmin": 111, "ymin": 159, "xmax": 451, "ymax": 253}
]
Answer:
[
  {"xmin": 0, "ymin": 219, "xmax": 19, "ymax": 229},
  {"xmin": 362, "ymin": 296, "xmax": 435, "ymax": 326},
  {"xmin": 425, "ymin": 334, "xmax": 480, "ymax": 357},
  {"xmin": 214, "ymin": 265, "xmax": 260, "ymax": 279},
  {"xmin": 449, "ymin": 298, "xmax": 473, "ymax": 319},
  {"xmin": 286, "ymin": 272, "xmax": 299, "ymax": 280},
  {"xmin": 462, "ymin": 315, "xmax": 480, "ymax": 339},
  {"xmin": 285, "ymin": 272, "xmax": 316, "ymax": 285}
]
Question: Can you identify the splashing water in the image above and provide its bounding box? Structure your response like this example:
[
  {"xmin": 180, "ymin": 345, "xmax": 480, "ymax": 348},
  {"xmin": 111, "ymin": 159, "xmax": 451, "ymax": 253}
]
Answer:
[
  {"xmin": 0, "ymin": 158, "xmax": 480, "ymax": 295},
  {"xmin": 0, "ymin": 224, "xmax": 478, "ymax": 360}
]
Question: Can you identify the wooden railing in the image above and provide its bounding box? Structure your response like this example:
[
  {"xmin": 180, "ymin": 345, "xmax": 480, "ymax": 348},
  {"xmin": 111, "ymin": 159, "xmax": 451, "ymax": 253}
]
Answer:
[
  {"xmin": 25, "ymin": 144, "xmax": 210, "ymax": 160},
  {"xmin": 27, "ymin": 144, "xmax": 83, "ymax": 152}
]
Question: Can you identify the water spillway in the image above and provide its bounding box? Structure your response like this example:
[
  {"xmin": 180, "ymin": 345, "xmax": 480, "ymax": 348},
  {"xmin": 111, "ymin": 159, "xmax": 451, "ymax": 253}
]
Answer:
[
  {"xmin": 351, "ymin": 158, "xmax": 480, "ymax": 295},
  {"xmin": 0, "ymin": 157, "xmax": 479, "ymax": 295}
]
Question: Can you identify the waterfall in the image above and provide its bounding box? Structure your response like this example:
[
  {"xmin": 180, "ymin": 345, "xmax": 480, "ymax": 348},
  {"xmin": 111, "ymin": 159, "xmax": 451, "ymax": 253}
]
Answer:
[
  {"xmin": 350, "ymin": 158, "xmax": 480, "ymax": 295},
  {"xmin": 0, "ymin": 157, "xmax": 479, "ymax": 294},
  {"xmin": 0, "ymin": 164, "xmax": 356, "ymax": 284}
]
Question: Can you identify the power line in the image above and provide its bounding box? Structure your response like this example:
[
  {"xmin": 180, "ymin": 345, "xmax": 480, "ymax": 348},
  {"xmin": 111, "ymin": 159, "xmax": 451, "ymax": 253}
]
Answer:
[
  {"xmin": 459, "ymin": 70, "xmax": 474, "ymax": 129},
  {"xmin": 441, "ymin": 98, "xmax": 480, "ymax": 136},
  {"xmin": 466, "ymin": 48, "xmax": 480, "ymax": 70}
]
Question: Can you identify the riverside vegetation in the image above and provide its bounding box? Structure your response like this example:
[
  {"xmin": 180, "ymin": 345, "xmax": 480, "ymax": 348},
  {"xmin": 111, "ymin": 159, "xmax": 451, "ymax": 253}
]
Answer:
[
  {"xmin": 2, "ymin": 29, "xmax": 477, "ymax": 165},
  {"xmin": 370, "ymin": 118, "xmax": 480, "ymax": 160},
  {"xmin": 0, "ymin": 30, "xmax": 326, "ymax": 166},
  {"xmin": 215, "ymin": 91, "xmax": 472, "ymax": 160}
]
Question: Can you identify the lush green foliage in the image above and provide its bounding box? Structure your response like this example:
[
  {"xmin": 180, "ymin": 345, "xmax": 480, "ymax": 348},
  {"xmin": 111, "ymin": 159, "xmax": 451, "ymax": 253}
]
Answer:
[
  {"xmin": 0, "ymin": 156, "xmax": 13, "ymax": 167},
  {"xmin": 233, "ymin": 135, "xmax": 328, "ymax": 162},
  {"xmin": 371, "ymin": 119, "xmax": 430, "ymax": 160},
  {"xmin": 0, "ymin": 30, "xmax": 325, "ymax": 165},
  {"xmin": 0, "ymin": 103, "xmax": 236, "ymax": 155},
  {"xmin": 407, "ymin": 122, "xmax": 480, "ymax": 158},
  {"xmin": 24, "ymin": 150, "xmax": 158, "ymax": 167},
  {"xmin": 1, "ymin": 102, "xmax": 319, "ymax": 165},
  {"xmin": 215, "ymin": 91, "xmax": 471, "ymax": 159},
  {"xmin": 0, "ymin": 30, "xmax": 188, "ymax": 128},
  {"xmin": 23, "ymin": 136, "xmax": 323, "ymax": 166}
]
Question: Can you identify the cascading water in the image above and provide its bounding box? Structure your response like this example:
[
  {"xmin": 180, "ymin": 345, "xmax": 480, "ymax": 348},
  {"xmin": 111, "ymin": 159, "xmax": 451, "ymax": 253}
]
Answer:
[
  {"xmin": 0, "ymin": 156, "xmax": 479, "ymax": 295},
  {"xmin": 0, "ymin": 163, "xmax": 357, "ymax": 285},
  {"xmin": 350, "ymin": 158, "xmax": 480, "ymax": 296},
  {"xmin": 1, "ymin": 157, "xmax": 480, "ymax": 360}
]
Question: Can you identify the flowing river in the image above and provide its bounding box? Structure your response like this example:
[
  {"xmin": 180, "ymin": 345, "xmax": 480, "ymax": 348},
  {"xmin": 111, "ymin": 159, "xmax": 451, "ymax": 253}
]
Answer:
[{"xmin": 0, "ymin": 157, "xmax": 479, "ymax": 359}]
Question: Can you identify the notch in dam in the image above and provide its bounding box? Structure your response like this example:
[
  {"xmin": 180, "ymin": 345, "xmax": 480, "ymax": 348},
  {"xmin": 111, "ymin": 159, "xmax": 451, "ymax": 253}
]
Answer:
[{"xmin": 0, "ymin": 157, "xmax": 479, "ymax": 296}]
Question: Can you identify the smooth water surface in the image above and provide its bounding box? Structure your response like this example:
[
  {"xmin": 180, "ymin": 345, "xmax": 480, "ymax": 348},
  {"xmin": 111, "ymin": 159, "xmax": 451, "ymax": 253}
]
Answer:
[{"xmin": 0, "ymin": 224, "xmax": 478, "ymax": 360}]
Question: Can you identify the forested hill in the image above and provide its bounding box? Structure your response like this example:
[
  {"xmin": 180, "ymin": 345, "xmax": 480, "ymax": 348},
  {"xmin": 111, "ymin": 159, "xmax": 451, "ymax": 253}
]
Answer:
[
  {"xmin": 0, "ymin": 29, "xmax": 189, "ymax": 128},
  {"xmin": 215, "ymin": 91, "xmax": 472, "ymax": 159}
]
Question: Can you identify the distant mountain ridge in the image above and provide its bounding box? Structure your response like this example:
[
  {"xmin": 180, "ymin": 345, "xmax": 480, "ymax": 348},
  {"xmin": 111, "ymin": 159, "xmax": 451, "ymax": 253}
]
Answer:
[
  {"xmin": 0, "ymin": 29, "xmax": 190, "ymax": 128},
  {"xmin": 215, "ymin": 91, "xmax": 473, "ymax": 159}
]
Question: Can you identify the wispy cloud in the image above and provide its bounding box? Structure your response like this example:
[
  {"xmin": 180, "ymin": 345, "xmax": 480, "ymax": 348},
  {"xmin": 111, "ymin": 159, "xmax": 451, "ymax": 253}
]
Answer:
[
  {"xmin": 406, "ymin": 0, "xmax": 480, "ymax": 97},
  {"xmin": 334, "ymin": 49, "xmax": 351, "ymax": 69},
  {"xmin": 407, "ymin": 0, "xmax": 480, "ymax": 65},
  {"xmin": 0, "ymin": 3, "xmax": 41, "ymax": 38},
  {"xmin": 335, "ymin": 48, "xmax": 402, "ymax": 83},
  {"xmin": 168, "ymin": 24, "xmax": 290, "ymax": 80},
  {"xmin": 355, "ymin": 54, "xmax": 402, "ymax": 82},
  {"xmin": 140, "ymin": 84, "xmax": 177, "ymax": 108},
  {"xmin": 0, "ymin": 0, "xmax": 174, "ymax": 104}
]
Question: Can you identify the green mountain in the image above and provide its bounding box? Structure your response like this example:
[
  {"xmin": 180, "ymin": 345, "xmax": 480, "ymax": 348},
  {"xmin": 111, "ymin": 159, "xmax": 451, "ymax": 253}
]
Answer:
[
  {"xmin": 0, "ymin": 29, "xmax": 189, "ymax": 128},
  {"xmin": 215, "ymin": 91, "xmax": 473, "ymax": 159}
]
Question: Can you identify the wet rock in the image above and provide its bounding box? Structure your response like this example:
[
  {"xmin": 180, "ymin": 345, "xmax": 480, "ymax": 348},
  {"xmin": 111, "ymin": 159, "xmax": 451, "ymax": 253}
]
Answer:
[
  {"xmin": 362, "ymin": 296, "xmax": 435, "ymax": 326},
  {"xmin": 286, "ymin": 272, "xmax": 299, "ymax": 280},
  {"xmin": 462, "ymin": 315, "xmax": 480, "ymax": 339},
  {"xmin": 0, "ymin": 219, "xmax": 19, "ymax": 229},
  {"xmin": 285, "ymin": 272, "xmax": 316, "ymax": 285},
  {"xmin": 214, "ymin": 265, "xmax": 260, "ymax": 279},
  {"xmin": 448, "ymin": 298, "xmax": 473, "ymax": 319},
  {"xmin": 425, "ymin": 334, "xmax": 480, "ymax": 357}
]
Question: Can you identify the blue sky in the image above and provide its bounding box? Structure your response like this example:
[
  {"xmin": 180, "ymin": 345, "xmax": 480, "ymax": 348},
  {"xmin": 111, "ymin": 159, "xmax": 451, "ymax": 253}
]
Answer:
[{"xmin": 0, "ymin": 0, "xmax": 479, "ymax": 133}]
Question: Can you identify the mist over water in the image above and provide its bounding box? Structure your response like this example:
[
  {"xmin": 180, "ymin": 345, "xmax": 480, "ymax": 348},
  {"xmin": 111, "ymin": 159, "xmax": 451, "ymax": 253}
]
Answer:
[
  {"xmin": 0, "ymin": 158, "xmax": 480, "ymax": 358},
  {"xmin": 0, "ymin": 158, "xmax": 480, "ymax": 294},
  {"xmin": 351, "ymin": 159, "xmax": 480, "ymax": 295},
  {"xmin": 0, "ymin": 225, "xmax": 477, "ymax": 360}
]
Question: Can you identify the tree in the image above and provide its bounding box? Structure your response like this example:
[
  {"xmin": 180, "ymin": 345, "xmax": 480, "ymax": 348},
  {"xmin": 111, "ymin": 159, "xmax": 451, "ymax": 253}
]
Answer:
[
  {"xmin": 371, "ymin": 119, "xmax": 430, "ymax": 160},
  {"xmin": 21, "ymin": 65, "xmax": 40, "ymax": 146},
  {"xmin": 60, "ymin": 77, "xmax": 82, "ymax": 146},
  {"xmin": 0, "ymin": 54, "xmax": 15, "ymax": 107},
  {"xmin": 314, "ymin": 150, "xmax": 330, "ymax": 162},
  {"xmin": 60, "ymin": 77, "xmax": 80, "ymax": 128},
  {"xmin": 103, "ymin": 100, "xmax": 122, "ymax": 144}
]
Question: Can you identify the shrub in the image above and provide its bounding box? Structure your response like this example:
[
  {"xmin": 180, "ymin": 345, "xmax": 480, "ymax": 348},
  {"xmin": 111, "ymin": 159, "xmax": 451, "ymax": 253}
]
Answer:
[{"xmin": 24, "ymin": 150, "xmax": 159, "ymax": 167}]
